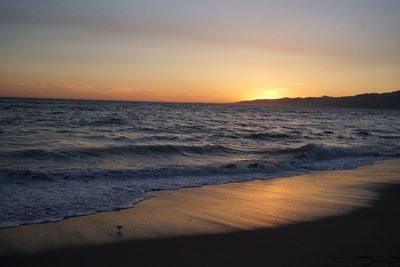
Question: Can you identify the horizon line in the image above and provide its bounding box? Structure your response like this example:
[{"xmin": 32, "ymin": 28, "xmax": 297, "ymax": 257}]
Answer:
[
  {"xmin": 1, "ymin": 89, "xmax": 398, "ymax": 105},
  {"xmin": 0, "ymin": 95, "xmax": 227, "ymax": 105}
]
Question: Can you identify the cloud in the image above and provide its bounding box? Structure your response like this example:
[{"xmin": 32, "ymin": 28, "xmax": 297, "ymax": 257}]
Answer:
[
  {"xmin": 1, "ymin": 0, "xmax": 399, "ymax": 64},
  {"xmin": 0, "ymin": 80, "xmax": 175, "ymax": 101}
]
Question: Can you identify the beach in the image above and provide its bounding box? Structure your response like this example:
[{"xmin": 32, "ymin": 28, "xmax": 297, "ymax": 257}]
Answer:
[
  {"xmin": 2, "ymin": 1, "xmax": 400, "ymax": 265},
  {"xmin": 2, "ymin": 1, "xmax": 400, "ymax": 266},
  {"xmin": 1, "ymin": 159, "xmax": 400, "ymax": 266}
]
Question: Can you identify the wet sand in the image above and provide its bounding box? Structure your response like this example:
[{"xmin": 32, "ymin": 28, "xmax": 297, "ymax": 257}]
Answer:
[{"xmin": 1, "ymin": 159, "xmax": 400, "ymax": 266}]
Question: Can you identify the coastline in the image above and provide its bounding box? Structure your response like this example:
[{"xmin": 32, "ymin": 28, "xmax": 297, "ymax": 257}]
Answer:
[
  {"xmin": 5, "ymin": 183, "xmax": 400, "ymax": 267},
  {"xmin": 1, "ymin": 159, "xmax": 400, "ymax": 266}
]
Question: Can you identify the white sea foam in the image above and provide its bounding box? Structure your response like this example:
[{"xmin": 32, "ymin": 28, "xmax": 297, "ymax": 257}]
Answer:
[{"xmin": 0, "ymin": 146, "xmax": 386, "ymax": 228}]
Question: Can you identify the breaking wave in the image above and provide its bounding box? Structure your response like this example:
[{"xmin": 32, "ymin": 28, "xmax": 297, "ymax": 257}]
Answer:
[{"xmin": 0, "ymin": 143, "xmax": 393, "ymax": 228}]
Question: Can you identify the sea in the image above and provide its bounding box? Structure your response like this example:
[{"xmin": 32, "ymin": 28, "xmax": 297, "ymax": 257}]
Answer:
[{"xmin": 0, "ymin": 98, "xmax": 399, "ymax": 228}]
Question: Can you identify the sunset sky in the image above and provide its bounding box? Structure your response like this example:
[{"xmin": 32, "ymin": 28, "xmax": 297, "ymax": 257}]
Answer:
[{"xmin": 1, "ymin": 0, "xmax": 399, "ymax": 102}]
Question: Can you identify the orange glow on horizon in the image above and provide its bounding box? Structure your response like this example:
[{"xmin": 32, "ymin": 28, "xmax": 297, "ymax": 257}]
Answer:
[{"xmin": 1, "ymin": 79, "xmax": 399, "ymax": 103}]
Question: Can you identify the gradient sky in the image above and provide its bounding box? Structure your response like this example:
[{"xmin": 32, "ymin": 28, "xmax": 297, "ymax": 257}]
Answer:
[{"xmin": 1, "ymin": 0, "xmax": 400, "ymax": 102}]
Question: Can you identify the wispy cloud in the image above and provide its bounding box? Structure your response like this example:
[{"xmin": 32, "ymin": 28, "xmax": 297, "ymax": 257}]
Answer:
[{"xmin": 1, "ymin": 0, "xmax": 400, "ymax": 62}]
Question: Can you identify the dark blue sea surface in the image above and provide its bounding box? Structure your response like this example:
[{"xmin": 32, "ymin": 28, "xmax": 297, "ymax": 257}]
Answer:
[{"xmin": 0, "ymin": 98, "xmax": 399, "ymax": 227}]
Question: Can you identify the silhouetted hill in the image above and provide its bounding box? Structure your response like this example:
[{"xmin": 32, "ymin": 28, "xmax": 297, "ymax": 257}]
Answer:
[{"xmin": 237, "ymin": 90, "xmax": 400, "ymax": 110}]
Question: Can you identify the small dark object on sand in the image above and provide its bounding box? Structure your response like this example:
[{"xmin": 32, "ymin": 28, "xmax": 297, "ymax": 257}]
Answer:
[{"xmin": 116, "ymin": 225, "xmax": 122, "ymax": 235}]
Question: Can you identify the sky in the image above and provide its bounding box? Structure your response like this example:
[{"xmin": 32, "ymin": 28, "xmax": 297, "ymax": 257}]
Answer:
[{"xmin": 0, "ymin": 0, "xmax": 400, "ymax": 103}]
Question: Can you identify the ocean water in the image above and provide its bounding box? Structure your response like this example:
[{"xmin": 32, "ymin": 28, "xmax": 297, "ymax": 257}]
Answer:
[{"xmin": 0, "ymin": 98, "xmax": 399, "ymax": 228}]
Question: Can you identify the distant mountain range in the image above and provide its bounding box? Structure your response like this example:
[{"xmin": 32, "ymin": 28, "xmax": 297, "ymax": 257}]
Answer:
[{"xmin": 236, "ymin": 90, "xmax": 400, "ymax": 110}]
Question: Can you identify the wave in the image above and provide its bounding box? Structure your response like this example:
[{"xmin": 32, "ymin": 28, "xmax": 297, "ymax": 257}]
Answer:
[
  {"xmin": 290, "ymin": 143, "xmax": 381, "ymax": 160},
  {"xmin": 0, "ymin": 141, "xmax": 392, "ymax": 168},
  {"xmin": 352, "ymin": 129, "xmax": 400, "ymax": 139},
  {"xmin": 0, "ymin": 144, "xmax": 241, "ymax": 162},
  {"xmin": 376, "ymin": 135, "xmax": 400, "ymax": 139},
  {"xmin": 1, "ymin": 143, "xmax": 397, "ymax": 228},
  {"xmin": 1, "ymin": 142, "xmax": 384, "ymax": 164},
  {"xmin": 215, "ymin": 131, "xmax": 293, "ymax": 140},
  {"xmin": 245, "ymin": 132, "xmax": 291, "ymax": 140},
  {"xmin": 84, "ymin": 117, "xmax": 127, "ymax": 126}
]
